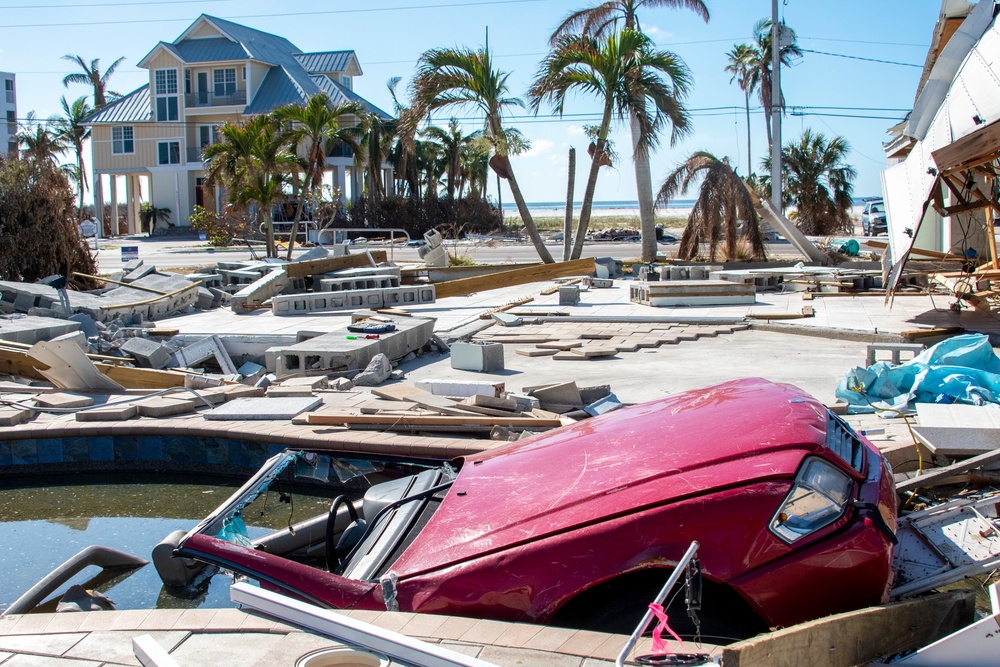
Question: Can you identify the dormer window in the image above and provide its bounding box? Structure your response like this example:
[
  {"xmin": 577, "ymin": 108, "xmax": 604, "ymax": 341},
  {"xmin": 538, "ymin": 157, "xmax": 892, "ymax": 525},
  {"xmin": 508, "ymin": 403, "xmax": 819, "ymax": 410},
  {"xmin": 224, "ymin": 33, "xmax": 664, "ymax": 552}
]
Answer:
[
  {"xmin": 154, "ymin": 68, "xmax": 179, "ymax": 122},
  {"xmin": 342, "ymin": 76, "xmax": 351, "ymax": 90}
]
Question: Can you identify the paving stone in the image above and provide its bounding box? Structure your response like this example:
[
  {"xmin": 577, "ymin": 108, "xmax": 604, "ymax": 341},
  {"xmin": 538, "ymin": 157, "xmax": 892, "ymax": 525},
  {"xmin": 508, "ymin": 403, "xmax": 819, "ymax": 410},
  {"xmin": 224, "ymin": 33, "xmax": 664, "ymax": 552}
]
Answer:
[
  {"xmin": 529, "ymin": 381, "xmax": 583, "ymax": 407},
  {"xmin": 33, "ymin": 393, "xmax": 94, "ymax": 409},
  {"xmin": 479, "ymin": 645, "xmax": 584, "ymax": 667},
  {"xmin": 0, "ymin": 406, "xmax": 32, "ymax": 426},
  {"xmin": 515, "ymin": 348, "xmax": 557, "ymax": 357},
  {"xmin": 570, "ymin": 347, "xmax": 617, "ymax": 358},
  {"xmin": 205, "ymin": 397, "xmax": 322, "ymax": 420},
  {"xmin": 75, "ymin": 403, "xmax": 138, "ymax": 422},
  {"xmin": 169, "ymin": 632, "xmax": 284, "ymax": 667},
  {"xmin": 265, "ymin": 386, "xmax": 315, "ymax": 398},
  {"xmin": 2, "ymin": 655, "xmax": 101, "ymax": 666},
  {"xmin": 135, "ymin": 396, "xmax": 200, "ymax": 418},
  {"xmin": 0, "ymin": 632, "xmax": 88, "ymax": 656},
  {"xmin": 64, "ymin": 630, "xmax": 188, "ymax": 666},
  {"xmin": 223, "ymin": 385, "xmax": 267, "ymax": 400},
  {"xmin": 536, "ymin": 341, "xmax": 583, "ymax": 350},
  {"xmin": 279, "ymin": 376, "xmax": 328, "ymax": 389}
]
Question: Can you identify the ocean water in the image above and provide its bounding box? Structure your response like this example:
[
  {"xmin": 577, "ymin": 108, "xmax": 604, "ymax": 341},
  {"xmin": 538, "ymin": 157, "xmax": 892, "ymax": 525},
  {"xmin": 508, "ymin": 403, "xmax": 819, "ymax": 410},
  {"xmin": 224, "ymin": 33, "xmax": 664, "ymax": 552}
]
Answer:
[{"xmin": 504, "ymin": 197, "xmax": 875, "ymax": 212}]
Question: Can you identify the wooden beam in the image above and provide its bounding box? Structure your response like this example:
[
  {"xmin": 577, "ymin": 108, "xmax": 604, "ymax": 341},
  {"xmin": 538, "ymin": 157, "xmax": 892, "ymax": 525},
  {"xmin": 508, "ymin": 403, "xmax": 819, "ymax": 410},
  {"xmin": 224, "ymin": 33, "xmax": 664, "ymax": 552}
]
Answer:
[
  {"xmin": 865, "ymin": 240, "xmax": 965, "ymax": 261},
  {"xmin": 284, "ymin": 250, "xmax": 388, "ymax": 280},
  {"xmin": 721, "ymin": 590, "xmax": 975, "ymax": 667},
  {"xmin": 897, "ymin": 445, "xmax": 1000, "ymax": 492},
  {"xmin": 0, "ymin": 347, "xmax": 47, "ymax": 380},
  {"xmin": 433, "ymin": 258, "xmax": 596, "ymax": 299},
  {"xmin": 933, "ymin": 117, "xmax": 1000, "ymax": 174},
  {"xmin": 97, "ymin": 364, "xmax": 192, "ymax": 389},
  {"xmin": 306, "ymin": 413, "xmax": 562, "ymax": 427}
]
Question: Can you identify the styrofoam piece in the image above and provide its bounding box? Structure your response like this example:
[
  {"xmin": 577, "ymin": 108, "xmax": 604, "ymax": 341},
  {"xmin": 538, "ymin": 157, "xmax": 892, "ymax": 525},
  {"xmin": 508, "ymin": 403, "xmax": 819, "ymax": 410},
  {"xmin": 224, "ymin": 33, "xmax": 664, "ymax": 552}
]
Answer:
[
  {"xmin": 450, "ymin": 342, "xmax": 504, "ymax": 372},
  {"xmin": 133, "ymin": 634, "xmax": 182, "ymax": 667},
  {"xmin": 204, "ymin": 396, "xmax": 322, "ymax": 420},
  {"xmin": 413, "ymin": 379, "xmax": 504, "ymax": 398},
  {"xmin": 916, "ymin": 403, "xmax": 1000, "ymax": 429}
]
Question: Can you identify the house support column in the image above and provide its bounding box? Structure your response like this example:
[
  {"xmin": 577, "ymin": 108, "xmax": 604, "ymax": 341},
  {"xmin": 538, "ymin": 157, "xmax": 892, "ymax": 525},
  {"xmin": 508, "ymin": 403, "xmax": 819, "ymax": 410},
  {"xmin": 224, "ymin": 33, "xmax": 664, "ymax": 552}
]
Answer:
[
  {"xmin": 126, "ymin": 174, "xmax": 138, "ymax": 235},
  {"xmin": 350, "ymin": 167, "xmax": 362, "ymax": 203},
  {"xmin": 109, "ymin": 176, "xmax": 119, "ymax": 236},
  {"xmin": 93, "ymin": 174, "xmax": 104, "ymax": 237},
  {"xmin": 384, "ymin": 167, "xmax": 395, "ymax": 197}
]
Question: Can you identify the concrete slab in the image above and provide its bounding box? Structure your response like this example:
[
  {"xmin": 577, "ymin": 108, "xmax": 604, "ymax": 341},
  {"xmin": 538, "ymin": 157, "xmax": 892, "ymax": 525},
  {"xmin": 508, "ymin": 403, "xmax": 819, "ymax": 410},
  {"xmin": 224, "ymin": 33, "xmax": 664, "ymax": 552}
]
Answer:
[
  {"xmin": 33, "ymin": 393, "xmax": 94, "ymax": 409},
  {"xmin": 136, "ymin": 396, "xmax": 200, "ymax": 418},
  {"xmin": 916, "ymin": 403, "xmax": 1000, "ymax": 429},
  {"xmin": 205, "ymin": 396, "xmax": 322, "ymax": 420},
  {"xmin": 75, "ymin": 403, "xmax": 138, "ymax": 422},
  {"xmin": 630, "ymin": 280, "xmax": 755, "ymax": 307},
  {"xmin": 913, "ymin": 426, "xmax": 1000, "ymax": 456},
  {"xmin": 64, "ymin": 630, "xmax": 188, "ymax": 666},
  {"xmin": 0, "ymin": 406, "xmax": 32, "ymax": 426},
  {"xmin": 0, "ymin": 315, "xmax": 81, "ymax": 345}
]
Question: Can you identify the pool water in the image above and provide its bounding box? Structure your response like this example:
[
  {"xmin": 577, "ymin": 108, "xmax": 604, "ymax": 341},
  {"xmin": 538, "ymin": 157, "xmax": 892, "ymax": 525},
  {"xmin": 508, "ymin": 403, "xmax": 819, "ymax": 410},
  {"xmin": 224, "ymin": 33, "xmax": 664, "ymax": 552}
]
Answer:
[{"xmin": 0, "ymin": 475, "xmax": 330, "ymax": 613}]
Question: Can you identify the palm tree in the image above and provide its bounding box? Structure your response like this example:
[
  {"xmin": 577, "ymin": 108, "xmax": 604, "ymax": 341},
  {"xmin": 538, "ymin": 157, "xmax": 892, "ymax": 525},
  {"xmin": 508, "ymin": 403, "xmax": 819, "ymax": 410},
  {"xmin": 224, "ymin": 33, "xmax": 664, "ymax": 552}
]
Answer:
[
  {"xmin": 530, "ymin": 29, "xmax": 691, "ymax": 261},
  {"xmin": 658, "ymin": 151, "xmax": 766, "ymax": 261},
  {"xmin": 49, "ymin": 95, "xmax": 93, "ymax": 220},
  {"xmin": 386, "ymin": 77, "xmax": 421, "ymax": 199},
  {"xmin": 354, "ymin": 110, "xmax": 396, "ymax": 201},
  {"xmin": 421, "ymin": 118, "xmax": 475, "ymax": 200},
  {"xmin": 273, "ymin": 93, "xmax": 363, "ymax": 259},
  {"xmin": 18, "ymin": 119, "xmax": 66, "ymax": 166},
  {"xmin": 748, "ymin": 18, "xmax": 801, "ymax": 156},
  {"xmin": 460, "ymin": 134, "xmax": 490, "ymax": 199},
  {"xmin": 778, "ymin": 130, "xmax": 856, "ymax": 236},
  {"xmin": 416, "ymin": 139, "xmax": 445, "ymax": 200},
  {"xmin": 409, "ymin": 46, "xmax": 554, "ymax": 263},
  {"xmin": 61, "ymin": 55, "xmax": 125, "ymax": 109},
  {"xmin": 203, "ymin": 115, "xmax": 302, "ymax": 258},
  {"xmin": 725, "ymin": 43, "xmax": 758, "ymax": 177},
  {"xmin": 549, "ymin": 0, "xmax": 709, "ymax": 263}
]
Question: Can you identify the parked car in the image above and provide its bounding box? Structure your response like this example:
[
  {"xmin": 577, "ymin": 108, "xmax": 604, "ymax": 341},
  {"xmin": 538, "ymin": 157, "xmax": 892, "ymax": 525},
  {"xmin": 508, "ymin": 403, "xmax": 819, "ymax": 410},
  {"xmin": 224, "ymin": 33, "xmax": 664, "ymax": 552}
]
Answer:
[
  {"xmin": 862, "ymin": 199, "xmax": 888, "ymax": 236},
  {"xmin": 164, "ymin": 379, "xmax": 897, "ymax": 639}
]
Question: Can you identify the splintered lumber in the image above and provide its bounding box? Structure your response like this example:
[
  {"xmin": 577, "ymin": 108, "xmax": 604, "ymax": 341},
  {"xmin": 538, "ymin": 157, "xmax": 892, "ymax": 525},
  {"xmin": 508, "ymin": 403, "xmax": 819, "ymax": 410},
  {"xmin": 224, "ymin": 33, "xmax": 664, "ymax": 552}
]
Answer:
[
  {"xmin": 721, "ymin": 590, "xmax": 974, "ymax": 667},
  {"xmin": 896, "ymin": 446, "xmax": 1000, "ymax": 492},
  {"xmin": 433, "ymin": 258, "xmax": 596, "ymax": 299},
  {"xmin": 285, "ymin": 251, "xmax": 388, "ymax": 279},
  {"xmin": 866, "ymin": 239, "xmax": 965, "ymax": 261},
  {"xmin": 370, "ymin": 383, "xmax": 432, "ymax": 401},
  {"xmin": 0, "ymin": 347, "xmax": 47, "ymax": 380},
  {"xmin": 306, "ymin": 413, "xmax": 561, "ymax": 428}
]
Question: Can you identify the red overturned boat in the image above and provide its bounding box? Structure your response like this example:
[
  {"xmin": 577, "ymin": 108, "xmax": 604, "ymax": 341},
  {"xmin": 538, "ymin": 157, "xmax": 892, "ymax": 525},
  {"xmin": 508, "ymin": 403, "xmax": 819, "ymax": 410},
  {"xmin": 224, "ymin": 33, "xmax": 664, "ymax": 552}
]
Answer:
[{"xmin": 158, "ymin": 378, "xmax": 897, "ymax": 639}]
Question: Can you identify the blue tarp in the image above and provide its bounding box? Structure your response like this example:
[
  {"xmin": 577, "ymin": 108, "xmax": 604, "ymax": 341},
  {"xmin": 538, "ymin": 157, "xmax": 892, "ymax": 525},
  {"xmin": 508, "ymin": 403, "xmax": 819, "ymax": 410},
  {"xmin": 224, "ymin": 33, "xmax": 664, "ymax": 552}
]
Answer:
[{"xmin": 836, "ymin": 334, "xmax": 1000, "ymax": 415}]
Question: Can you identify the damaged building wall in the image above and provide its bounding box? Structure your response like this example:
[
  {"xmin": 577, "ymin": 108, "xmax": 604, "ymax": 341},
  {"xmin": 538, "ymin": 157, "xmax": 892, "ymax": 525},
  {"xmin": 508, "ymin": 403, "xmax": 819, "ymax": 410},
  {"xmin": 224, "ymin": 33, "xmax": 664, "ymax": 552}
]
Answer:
[{"xmin": 882, "ymin": 0, "xmax": 999, "ymax": 263}]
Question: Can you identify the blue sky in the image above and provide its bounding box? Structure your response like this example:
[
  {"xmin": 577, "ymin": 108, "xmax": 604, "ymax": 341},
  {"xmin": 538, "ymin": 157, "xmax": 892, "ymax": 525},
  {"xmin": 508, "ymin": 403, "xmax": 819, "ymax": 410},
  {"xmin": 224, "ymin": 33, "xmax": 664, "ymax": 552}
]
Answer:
[{"xmin": 0, "ymin": 0, "xmax": 943, "ymax": 203}]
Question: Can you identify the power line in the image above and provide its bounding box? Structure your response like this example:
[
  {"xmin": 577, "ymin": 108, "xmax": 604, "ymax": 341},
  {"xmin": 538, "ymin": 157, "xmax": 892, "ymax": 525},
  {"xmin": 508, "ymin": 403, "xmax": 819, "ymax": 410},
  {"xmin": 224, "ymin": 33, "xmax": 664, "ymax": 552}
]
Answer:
[
  {"xmin": 0, "ymin": 0, "xmax": 232, "ymax": 8},
  {"xmin": 0, "ymin": 0, "xmax": 547, "ymax": 29},
  {"xmin": 801, "ymin": 36, "xmax": 928, "ymax": 48},
  {"xmin": 799, "ymin": 48, "xmax": 922, "ymax": 68}
]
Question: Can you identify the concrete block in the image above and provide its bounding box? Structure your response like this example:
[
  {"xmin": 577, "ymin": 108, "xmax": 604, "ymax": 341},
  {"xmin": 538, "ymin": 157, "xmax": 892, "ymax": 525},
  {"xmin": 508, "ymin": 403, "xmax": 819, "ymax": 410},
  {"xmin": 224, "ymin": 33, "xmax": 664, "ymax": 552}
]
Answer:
[
  {"xmin": 595, "ymin": 257, "xmax": 622, "ymax": 278},
  {"xmin": 196, "ymin": 288, "xmax": 215, "ymax": 310},
  {"xmin": 170, "ymin": 335, "xmax": 238, "ymax": 375},
  {"xmin": 124, "ymin": 264, "xmax": 155, "ymax": 282},
  {"xmin": 0, "ymin": 314, "xmax": 81, "ymax": 345},
  {"xmin": 121, "ymin": 336, "xmax": 171, "ymax": 370},
  {"xmin": 231, "ymin": 269, "xmax": 288, "ymax": 314},
  {"xmin": 450, "ymin": 342, "xmax": 505, "ymax": 372},
  {"xmin": 34, "ymin": 392, "xmax": 94, "ymax": 409},
  {"xmin": 266, "ymin": 386, "xmax": 316, "ymax": 397},
  {"xmin": 423, "ymin": 244, "xmax": 449, "ymax": 268},
  {"xmin": 629, "ymin": 280, "xmax": 755, "ymax": 307},
  {"xmin": 491, "ymin": 312, "xmax": 523, "ymax": 327},
  {"xmin": 204, "ymin": 396, "xmax": 322, "ymax": 420},
  {"xmin": 75, "ymin": 404, "xmax": 139, "ymax": 422},
  {"xmin": 136, "ymin": 396, "xmax": 200, "ymax": 418},
  {"xmin": 68, "ymin": 313, "xmax": 98, "ymax": 339},
  {"xmin": 327, "ymin": 266, "xmax": 402, "ymax": 280},
  {"xmin": 559, "ymin": 285, "xmax": 580, "ymax": 306},
  {"xmin": 530, "ymin": 382, "xmax": 583, "ymax": 407},
  {"xmin": 52, "ymin": 330, "xmax": 89, "ymax": 352},
  {"xmin": 424, "ymin": 229, "xmax": 444, "ymax": 247}
]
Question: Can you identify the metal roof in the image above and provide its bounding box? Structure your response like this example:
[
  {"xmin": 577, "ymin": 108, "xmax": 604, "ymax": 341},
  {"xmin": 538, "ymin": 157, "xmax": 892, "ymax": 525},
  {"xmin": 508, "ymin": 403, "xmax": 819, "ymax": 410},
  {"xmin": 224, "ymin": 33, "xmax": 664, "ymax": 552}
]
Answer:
[
  {"xmin": 82, "ymin": 85, "xmax": 152, "ymax": 124},
  {"xmin": 295, "ymin": 51, "xmax": 356, "ymax": 74},
  {"xmin": 323, "ymin": 76, "xmax": 392, "ymax": 120},
  {"xmin": 171, "ymin": 37, "xmax": 250, "ymax": 64},
  {"xmin": 245, "ymin": 67, "xmax": 306, "ymax": 114}
]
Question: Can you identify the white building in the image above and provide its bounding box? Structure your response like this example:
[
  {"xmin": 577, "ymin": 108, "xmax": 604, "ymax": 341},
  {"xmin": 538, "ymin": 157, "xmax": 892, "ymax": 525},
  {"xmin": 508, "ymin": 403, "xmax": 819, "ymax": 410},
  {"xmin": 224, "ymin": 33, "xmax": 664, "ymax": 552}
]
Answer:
[{"xmin": 0, "ymin": 72, "xmax": 16, "ymax": 157}]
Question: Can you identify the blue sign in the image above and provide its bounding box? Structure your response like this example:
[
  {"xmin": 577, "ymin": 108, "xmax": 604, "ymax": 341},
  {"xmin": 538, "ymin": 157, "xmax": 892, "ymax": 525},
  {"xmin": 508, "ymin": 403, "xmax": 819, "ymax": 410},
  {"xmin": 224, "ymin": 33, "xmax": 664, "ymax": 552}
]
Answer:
[{"xmin": 121, "ymin": 246, "xmax": 139, "ymax": 262}]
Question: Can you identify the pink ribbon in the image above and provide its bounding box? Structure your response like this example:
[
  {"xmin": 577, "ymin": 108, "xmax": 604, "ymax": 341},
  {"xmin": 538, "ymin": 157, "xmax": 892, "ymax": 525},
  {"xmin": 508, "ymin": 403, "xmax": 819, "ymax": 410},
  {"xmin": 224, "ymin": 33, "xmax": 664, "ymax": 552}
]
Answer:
[{"xmin": 648, "ymin": 603, "xmax": 684, "ymax": 654}]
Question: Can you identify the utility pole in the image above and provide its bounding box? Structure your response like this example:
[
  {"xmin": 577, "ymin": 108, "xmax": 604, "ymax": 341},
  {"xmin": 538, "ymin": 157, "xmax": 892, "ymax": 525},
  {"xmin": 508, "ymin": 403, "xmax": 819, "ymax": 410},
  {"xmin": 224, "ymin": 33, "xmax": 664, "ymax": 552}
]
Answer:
[{"xmin": 770, "ymin": 0, "xmax": 782, "ymax": 211}]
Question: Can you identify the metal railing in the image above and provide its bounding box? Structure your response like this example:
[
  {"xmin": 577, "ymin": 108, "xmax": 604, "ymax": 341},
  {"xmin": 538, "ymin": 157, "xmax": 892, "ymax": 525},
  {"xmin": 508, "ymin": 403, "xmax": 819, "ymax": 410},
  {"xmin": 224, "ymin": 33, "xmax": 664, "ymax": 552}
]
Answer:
[
  {"xmin": 184, "ymin": 90, "xmax": 247, "ymax": 108},
  {"xmin": 316, "ymin": 226, "xmax": 411, "ymax": 263}
]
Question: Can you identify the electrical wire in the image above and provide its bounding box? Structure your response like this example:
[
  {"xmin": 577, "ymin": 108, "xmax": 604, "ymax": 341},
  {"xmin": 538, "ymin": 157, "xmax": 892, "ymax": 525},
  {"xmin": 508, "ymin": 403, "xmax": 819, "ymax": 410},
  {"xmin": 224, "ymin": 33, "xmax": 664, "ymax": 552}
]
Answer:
[{"xmin": 799, "ymin": 48, "xmax": 922, "ymax": 68}]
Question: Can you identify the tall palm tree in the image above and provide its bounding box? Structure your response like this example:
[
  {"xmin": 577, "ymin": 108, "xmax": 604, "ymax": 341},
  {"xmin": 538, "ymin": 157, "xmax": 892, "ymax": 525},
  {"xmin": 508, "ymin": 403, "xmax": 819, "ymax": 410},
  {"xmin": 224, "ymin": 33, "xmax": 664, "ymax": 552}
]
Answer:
[
  {"xmin": 778, "ymin": 130, "xmax": 856, "ymax": 236},
  {"xmin": 61, "ymin": 55, "xmax": 125, "ymax": 109},
  {"xmin": 386, "ymin": 77, "xmax": 421, "ymax": 199},
  {"xmin": 550, "ymin": 0, "xmax": 709, "ymax": 262},
  {"xmin": 416, "ymin": 139, "xmax": 445, "ymax": 200},
  {"xmin": 409, "ymin": 46, "xmax": 553, "ymax": 263},
  {"xmin": 49, "ymin": 95, "xmax": 93, "ymax": 220},
  {"xmin": 273, "ymin": 93, "xmax": 363, "ymax": 259},
  {"xmin": 460, "ymin": 134, "xmax": 490, "ymax": 199},
  {"xmin": 748, "ymin": 18, "xmax": 801, "ymax": 156},
  {"xmin": 18, "ymin": 122, "xmax": 66, "ymax": 166},
  {"xmin": 725, "ymin": 43, "xmax": 757, "ymax": 177},
  {"xmin": 203, "ymin": 114, "xmax": 302, "ymax": 258},
  {"xmin": 530, "ymin": 29, "xmax": 691, "ymax": 261},
  {"xmin": 658, "ymin": 151, "xmax": 766, "ymax": 261}
]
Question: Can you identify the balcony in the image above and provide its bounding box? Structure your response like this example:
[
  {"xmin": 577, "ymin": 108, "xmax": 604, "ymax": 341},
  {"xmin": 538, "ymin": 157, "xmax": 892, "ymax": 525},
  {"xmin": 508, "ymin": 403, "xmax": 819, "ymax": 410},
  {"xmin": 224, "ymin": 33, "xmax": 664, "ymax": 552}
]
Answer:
[{"xmin": 184, "ymin": 90, "xmax": 247, "ymax": 108}]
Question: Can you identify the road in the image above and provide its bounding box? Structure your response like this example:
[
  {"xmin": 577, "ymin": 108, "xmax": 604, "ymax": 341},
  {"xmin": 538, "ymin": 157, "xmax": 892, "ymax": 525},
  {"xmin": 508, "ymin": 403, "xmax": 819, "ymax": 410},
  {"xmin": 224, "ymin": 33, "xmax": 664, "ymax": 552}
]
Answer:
[{"xmin": 93, "ymin": 235, "xmax": 823, "ymax": 273}]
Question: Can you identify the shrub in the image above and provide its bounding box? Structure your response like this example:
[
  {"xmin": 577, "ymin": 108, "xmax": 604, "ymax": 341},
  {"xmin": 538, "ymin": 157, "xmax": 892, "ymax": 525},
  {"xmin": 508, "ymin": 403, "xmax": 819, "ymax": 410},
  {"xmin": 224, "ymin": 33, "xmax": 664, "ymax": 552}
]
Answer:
[
  {"xmin": 189, "ymin": 205, "xmax": 255, "ymax": 246},
  {"xmin": 345, "ymin": 195, "xmax": 503, "ymax": 239}
]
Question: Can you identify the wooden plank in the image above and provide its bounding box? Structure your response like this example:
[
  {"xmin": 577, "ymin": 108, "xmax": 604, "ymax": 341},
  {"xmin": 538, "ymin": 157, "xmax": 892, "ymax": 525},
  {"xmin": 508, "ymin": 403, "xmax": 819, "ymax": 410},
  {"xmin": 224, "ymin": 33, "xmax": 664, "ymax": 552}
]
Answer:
[
  {"xmin": 284, "ymin": 251, "xmax": 388, "ymax": 280},
  {"xmin": 932, "ymin": 117, "xmax": 1000, "ymax": 174},
  {"xmin": 866, "ymin": 239, "xmax": 966, "ymax": 261},
  {"xmin": 370, "ymin": 383, "xmax": 432, "ymax": 402},
  {"xmin": 433, "ymin": 258, "xmax": 596, "ymax": 299},
  {"xmin": 896, "ymin": 446, "xmax": 1000, "ymax": 492},
  {"xmin": 359, "ymin": 399, "xmax": 418, "ymax": 414},
  {"xmin": 97, "ymin": 364, "xmax": 190, "ymax": 389},
  {"xmin": 0, "ymin": 347, "xmax": 47, "ymax": 380},
  {"xmin": 306, "ymin": 413, "xmax": 561, "ymax": 427},
  {"xmin": 721, "ymin": 590, "xmax": 975, "ymax": 667}
]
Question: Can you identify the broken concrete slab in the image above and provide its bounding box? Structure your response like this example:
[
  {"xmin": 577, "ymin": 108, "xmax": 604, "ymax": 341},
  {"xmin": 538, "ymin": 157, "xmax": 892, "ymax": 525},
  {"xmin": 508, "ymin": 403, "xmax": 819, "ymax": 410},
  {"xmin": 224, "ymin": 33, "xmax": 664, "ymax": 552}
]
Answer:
[
  {"xmin": 204, "ymin": 396, "xmax": 322, "ymax": 420},
  {"xmin": 266, "ymin": 386, "xmax": 316, "ymax": 398},
  {"xmin": 629, "ymin": 280, "xmax": 756, "ymax": 307},
  {"xmin": 121, "ymin": 337, "xmax": 171, "ymax": 370},
  {"xmin": 75, "ymin": 403, "xmax": 139, "ymax": 422},
  {"xmin": 450, "ymin": 342, "xmax": 504, "ymax": 372},
  {"xmin": 170, "ymin": 335, "xmax": 238, "ymax": 376},
  {"xmin": 279, "ymin": 376, "xmax": 329, "ymax": 390},
  {"xmin": 353, "ymin": 353, "xmax": 393, "ymax": 386},
  {"xmin": 413, "ymin": 379, "xmax": 504, "ymax": 398},
  {"xmin": 530, "ymin": 382, "xmax": 583, "ymax": 407},
  {"xmin": 491, "ymin": 312, "xmax": 523, "ymax": 327},
  {"xmin": 231, "ymin": 268, "xmax": 289, "ymax": 314},
  {"xmin": 0, "ymin": 315, "xmax": 82, "ymax": 345}
]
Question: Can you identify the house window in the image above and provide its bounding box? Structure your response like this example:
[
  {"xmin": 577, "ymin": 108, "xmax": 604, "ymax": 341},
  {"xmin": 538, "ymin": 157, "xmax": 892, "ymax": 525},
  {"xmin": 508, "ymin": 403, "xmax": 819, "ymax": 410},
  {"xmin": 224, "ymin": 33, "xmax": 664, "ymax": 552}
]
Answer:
[
  {"xmin": 242, "ymin": 66, "xmax": 246, "ymax": 80},
  {"xmin": 184, "ymin": 70, "xmax": 192, "ymax": 95},
  {"xmin": 154, "ymin": 69, "xmax": 179, "ymax": 122},
  {"xmin": 213, "ymin": 68, "xmax": 236, "ymax": 97},
  {"xmin": 112, "ymin": 126, "xmax": 134, "ymax": 154},
  {"xmin": 197, "ymin": 124, "xmax": 220, "ymax": 147},
  {"xmin": 5, "ymin": 110, "xmax": 15, "ymax": 134},
  {"xmin": 157, "ymin": 141, "xmax": 180, "ymax": 165},
  {"xmin": 342, "ymin": 76, "xmax": 351, "ymax": 89},
  {"xmin": 3, "ymin": 79, "xmax": 12, "ymax": 104}
]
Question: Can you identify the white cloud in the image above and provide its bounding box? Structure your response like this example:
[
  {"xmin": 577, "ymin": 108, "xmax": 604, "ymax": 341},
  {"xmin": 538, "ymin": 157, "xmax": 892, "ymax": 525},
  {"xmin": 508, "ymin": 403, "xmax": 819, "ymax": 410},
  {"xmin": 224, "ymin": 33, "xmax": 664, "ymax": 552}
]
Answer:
[
  {"xmin": 565, "ymin": 124, "xmax": 586, "ymax": 138},
  {"xmin": 524, "ymin": 138, "xmax": 555, "ymax": 158},
  {"xmin": 643, "ymin": 25, "xmax": 674, "ymax": 40}
]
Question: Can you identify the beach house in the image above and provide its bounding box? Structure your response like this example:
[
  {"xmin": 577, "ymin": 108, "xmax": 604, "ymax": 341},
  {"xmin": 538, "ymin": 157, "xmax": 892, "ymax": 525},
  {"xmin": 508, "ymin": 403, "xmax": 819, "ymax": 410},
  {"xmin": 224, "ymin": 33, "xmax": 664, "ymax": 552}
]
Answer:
[
  {"xmin": 1, "ymin": 72, "xmax": 16, "ymax": 157},
  {"xmin": 84, "ymin": 15, "xmax": 391, "ymax": 234}
]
